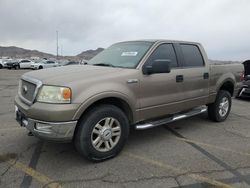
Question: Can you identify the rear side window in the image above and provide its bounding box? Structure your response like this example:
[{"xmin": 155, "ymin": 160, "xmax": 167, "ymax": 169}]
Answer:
[
  {"xmin": 147, "ymin": 44, "xmax": 178, "ymax": 68},
  {"xmin": 180, "ymin": 44, "xmax": 204, "ymax": 67},
  {"xmin": 21, "ymin": 60, "xmax": 30, "ymax": 63}
]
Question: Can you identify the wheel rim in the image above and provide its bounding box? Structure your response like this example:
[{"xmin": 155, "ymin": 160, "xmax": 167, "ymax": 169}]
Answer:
[
  {"xmin": 218, "ymin": 97, "xmax": 229, "ymax": 117},
  {"xmin": 91, "ymin": 117, "xmax": 121, "ymax": 152}
]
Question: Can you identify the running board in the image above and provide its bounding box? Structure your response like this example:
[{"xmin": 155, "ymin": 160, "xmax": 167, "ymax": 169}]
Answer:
[{"xmin": 135, "ymin": 106, "xmax": 207, "ymax": 130}]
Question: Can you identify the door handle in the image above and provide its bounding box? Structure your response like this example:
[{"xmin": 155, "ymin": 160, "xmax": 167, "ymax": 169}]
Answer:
[
  {"xmin": 203, "ymin": 73, "xmax": 209, "ymax": 79},
  {"xmin": 176, "ymin": 75, "xmax": 184, "ymax": 82}
]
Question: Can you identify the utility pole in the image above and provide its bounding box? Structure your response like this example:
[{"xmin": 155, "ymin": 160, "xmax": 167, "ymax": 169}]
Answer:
[
  {"xmin": 56, "ymin": 30, "xmax": 59, "ymax": 59},
  {"xmin": 61, "ymin": 45, "xmax": 63, "ymax": 56}
]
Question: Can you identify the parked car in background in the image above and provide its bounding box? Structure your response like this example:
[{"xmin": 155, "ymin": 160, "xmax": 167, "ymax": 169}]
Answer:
[
  {"xmin": 81, "ymin": 59, "xmax": 88, "ymax": 65},
  {"xmin": 0, "ymin": 58, "xmax": 12, "ymax": 69},
  {"xmin": 0, "ymin": 59, "xmax": 3, "ymax": 69},
  {"xmin": 64, "ymin": 61, "xmax": 82, "ymax": 66},
  {"xmin": 6, "ymin": 59, "xmax": 20, "ymax": 69},
  {"xmin": 19, "ymin": 59, "xmax": 34, "ymax": 69},
  {"xmin": 238, "ymin": 60, "xmax": 250, "ymax": 98},
  {"xmin": 31, "ymin": 60, "xmax": 58, "ymax": 69}
]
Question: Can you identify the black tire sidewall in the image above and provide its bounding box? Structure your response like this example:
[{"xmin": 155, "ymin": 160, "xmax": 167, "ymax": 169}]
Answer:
[{"xmin": 75, "ymin": 105, "xmax": 129, "ymax": 161}]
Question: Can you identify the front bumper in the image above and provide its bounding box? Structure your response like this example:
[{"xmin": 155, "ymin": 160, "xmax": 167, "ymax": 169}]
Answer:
[
  {"xmin": 16, "ymin": 106, "xmax": 77, "ymax": 142},
  {"xmin": 238, "ymin": 87, "xmax": 250, "ymax": 98}
]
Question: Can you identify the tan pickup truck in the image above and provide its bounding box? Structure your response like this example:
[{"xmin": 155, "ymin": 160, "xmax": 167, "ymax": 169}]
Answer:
[{"xmin": 15, "ymin": 40, "xmax": 243, "ymax": 161}]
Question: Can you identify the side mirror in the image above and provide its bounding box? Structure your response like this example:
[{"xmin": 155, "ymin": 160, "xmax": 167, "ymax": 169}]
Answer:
[{"xmin": 143, "ymin": 59, "xmax": 171, "ymax": 75}]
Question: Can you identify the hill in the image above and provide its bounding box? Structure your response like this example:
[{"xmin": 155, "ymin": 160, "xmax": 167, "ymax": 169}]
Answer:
[
  {"xmin": 0, "ymin": 46, "xmax": 54, "ymax": 59},
  {"xmin": 0, "ymin": 46, "xmax": 104, "ymax": 60},
  {"xmin": 76, "ymin": 48, "xmax": 104, "ymax": 60}
]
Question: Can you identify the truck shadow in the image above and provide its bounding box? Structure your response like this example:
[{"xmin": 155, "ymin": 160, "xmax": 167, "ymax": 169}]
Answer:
[{"xmin": 38, "ymin": 113, "xmax": 210, "ymax": 165}]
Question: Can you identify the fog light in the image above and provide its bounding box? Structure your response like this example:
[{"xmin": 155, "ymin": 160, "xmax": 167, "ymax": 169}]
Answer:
[{"xmin": 35, "ymin": 122, "xmax": 52, "ymax": 133}]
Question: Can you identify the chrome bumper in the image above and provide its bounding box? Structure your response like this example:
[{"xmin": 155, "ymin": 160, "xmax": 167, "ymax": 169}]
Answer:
[
  {"xmin": 238, "ymin": 87, "xmax": 250, "ymax": 98},
  {"xmin": 16, "ymin": 107, "xmax": 77, "ymax": 142}
]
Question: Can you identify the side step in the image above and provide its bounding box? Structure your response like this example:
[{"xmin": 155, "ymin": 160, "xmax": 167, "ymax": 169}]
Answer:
[{"xmin": 135, "ymin": 106, "xmax": 207, "ymax": 130}]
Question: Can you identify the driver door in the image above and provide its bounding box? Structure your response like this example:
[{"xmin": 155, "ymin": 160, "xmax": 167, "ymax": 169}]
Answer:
[{"xmin": 139, "ymin": 43, "xmax": 186, "ymax": 120}]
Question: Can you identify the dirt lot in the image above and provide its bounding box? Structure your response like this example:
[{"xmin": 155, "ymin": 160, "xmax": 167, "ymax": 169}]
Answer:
[{"xmin": 0, "ymin": 69, "xmax": 250, "ymax": 188}]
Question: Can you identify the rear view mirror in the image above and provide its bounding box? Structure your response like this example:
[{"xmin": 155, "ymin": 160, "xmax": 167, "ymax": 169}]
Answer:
[{"xmin": 143, "ymin": 59, "xmax": 171, "ymax": 75}]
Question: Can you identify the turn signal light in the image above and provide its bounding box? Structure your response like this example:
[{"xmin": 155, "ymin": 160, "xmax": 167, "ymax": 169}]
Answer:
[{"xmin": 62, "ymin": 88, "xmax": 71, "ymax": 100}]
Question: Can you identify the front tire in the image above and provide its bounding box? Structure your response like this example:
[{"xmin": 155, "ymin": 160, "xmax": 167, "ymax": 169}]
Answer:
[
  {"xmin": 208, "ymin": 90, "xmax": 232, "ymax": 122},
  {"xmin": 74, "ymin": 104, "xmax": 129, "ymax": 161}
]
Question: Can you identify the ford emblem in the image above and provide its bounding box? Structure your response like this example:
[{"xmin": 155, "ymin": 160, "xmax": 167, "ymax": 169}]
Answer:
[{"xmin": 22, "ymin": 85, "xmax": 28, "ymax": 94}]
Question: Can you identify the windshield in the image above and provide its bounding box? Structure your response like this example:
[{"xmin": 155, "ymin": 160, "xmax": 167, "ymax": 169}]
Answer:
[{"xmin": 88, "ymin": 41, "xmax": 153, "ymax": 68}]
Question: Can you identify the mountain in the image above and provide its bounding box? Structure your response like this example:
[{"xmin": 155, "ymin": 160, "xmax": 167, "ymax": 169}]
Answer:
[
  {"xmin": 76, "ymin": 48, "xmax": 104, "ymax": 60},
  {"xmin": 0, "ymin": 46, "xmax": 104, "ymax": 60},
  {"xmin": 0, "ymin": 46, "xmax": 54, "ymax": 59}
]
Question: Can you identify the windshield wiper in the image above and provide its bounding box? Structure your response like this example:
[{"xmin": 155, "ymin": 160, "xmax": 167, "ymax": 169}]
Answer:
[{"xmin": 92, "ymin": 63, "xmax": 115, "ymax": 67}]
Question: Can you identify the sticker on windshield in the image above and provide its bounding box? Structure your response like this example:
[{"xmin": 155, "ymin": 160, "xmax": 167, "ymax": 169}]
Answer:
[{"xmin": 121, "ymin": 52, "xmax": 138, "ymax": 56}]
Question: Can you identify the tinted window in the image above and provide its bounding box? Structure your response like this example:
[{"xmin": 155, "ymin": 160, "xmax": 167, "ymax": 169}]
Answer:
[
  {"xmin": 68, "ymin": 62, "xmax": 78, "ymax": 65},
  {"xmin": 47, "ymin": 61, "xmax": 55, "ymax": 64},
  {"xmin": 21, "ymin": 60, "xmax": 30, "ymax": 63},
  {"xmin": 180, "ymin": 44, "xmax": 204, "ymax": 67},
  {"xmin": 147, "ymin": 44, "xmax": 178, "ymax": 68}
]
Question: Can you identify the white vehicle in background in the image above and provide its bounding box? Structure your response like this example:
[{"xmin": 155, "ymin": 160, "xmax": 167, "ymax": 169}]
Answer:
[
  {"xmin": 81, "ymin": 59, "xmax": 88, "ymax": 65},
  {"xmin": 19, "ymin": 59, "xmax": 34, "ymax": 69},
  {"xmin": 0, "ymin": 59, "xmax": 3, "ymax": 69},
  {"xmin": 31, "ymin": 60, "xmax": 58, "ymax": 70},
  {"xmin": 0, "ymin": 58, "xmax": 12, "ymax": 69}
]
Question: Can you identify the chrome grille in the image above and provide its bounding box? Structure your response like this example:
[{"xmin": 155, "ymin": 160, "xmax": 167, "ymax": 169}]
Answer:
[
  {"xmin": 20, "ymin": 80, "xmax": 36, "ymax": 102},
  {"xmin": 18, "ymin": 76, "xmax": 42, "ymax": 105}
]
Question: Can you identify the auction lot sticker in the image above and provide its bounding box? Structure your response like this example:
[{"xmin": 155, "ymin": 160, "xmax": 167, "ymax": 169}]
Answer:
[{"xmin": 121, "ymin": 52, "xmax": 138, "ymax": 56}]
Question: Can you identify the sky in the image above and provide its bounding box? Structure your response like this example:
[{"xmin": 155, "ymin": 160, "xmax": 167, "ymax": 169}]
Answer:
[{"xmin": 0, "ymin": 0, "xmax": 249, "ymax": 60}]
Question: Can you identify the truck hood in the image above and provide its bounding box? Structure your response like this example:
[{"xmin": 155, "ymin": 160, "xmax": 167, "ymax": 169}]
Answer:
[{"xmin": 22, "ymin": 65, "xmax": 126, "ymax": 85}]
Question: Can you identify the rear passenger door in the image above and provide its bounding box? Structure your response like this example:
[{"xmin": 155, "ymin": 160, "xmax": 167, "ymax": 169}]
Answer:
[{"xmin": 177, "ymin": 44, "xmax": 209, "ymax": 107}]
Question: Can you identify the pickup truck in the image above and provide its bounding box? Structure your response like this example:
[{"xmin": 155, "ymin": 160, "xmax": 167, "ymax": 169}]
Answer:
[{"xmin": 15, "ymin": 40, "xmax": 243, "ymax": 161}]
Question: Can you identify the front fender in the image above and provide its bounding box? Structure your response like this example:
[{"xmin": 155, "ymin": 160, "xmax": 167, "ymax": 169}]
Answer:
[{"xmin": 72, "ymin": 91, "xmax": 137, "ymax": 121}]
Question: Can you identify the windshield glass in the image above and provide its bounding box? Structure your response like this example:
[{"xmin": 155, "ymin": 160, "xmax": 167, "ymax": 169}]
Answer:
[{"xmin": 88, "ymin": 41, "xmax": 153, "ymax": 68}]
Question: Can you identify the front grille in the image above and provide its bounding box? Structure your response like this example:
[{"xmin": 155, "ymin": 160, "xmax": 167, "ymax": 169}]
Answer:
[
  {"xmin": 19, "ymin": 79, "xmax": 37, "ymax": 103},
  {"xmin": 18, "ymin": 76, "xmax": 42, "ymax": 105}
]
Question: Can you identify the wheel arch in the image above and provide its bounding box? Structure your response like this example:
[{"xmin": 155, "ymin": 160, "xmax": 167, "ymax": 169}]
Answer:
[
  {"xmin": 218, "ymin": 79, "xmax": 234, "ymax": 96},
  {"xmin": 73, "ymin": 93, "xmax": 135, "ymax": 125}
]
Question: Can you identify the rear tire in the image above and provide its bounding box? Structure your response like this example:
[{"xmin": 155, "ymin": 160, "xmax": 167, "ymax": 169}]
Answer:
[
  {"xmin": 39, "ymin": 66, "xmax": 43, "ymax": 69},
  {"xmin": 0, "ymin": 64, "xmax": 2, "ymax": 69},
  {"xmin": 74, "ymin": 104, "xmax": 129, "ymax": 161},
  {"xmin": 208, "ymin": 90, "xmax": 232, "ymax": 122}
]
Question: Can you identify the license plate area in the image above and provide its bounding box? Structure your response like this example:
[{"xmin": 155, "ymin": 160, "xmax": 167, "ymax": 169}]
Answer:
[{"xmin": 15, "ymin": 106, "xmax": 28, "ymax": 127}]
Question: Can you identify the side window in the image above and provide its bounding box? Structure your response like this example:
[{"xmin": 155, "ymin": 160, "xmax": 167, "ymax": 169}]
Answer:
[
  {"xmin": 180, "ymin": 44, "xmax": 204, "ymax": 67},
  {"xmin": 147, "ymin": 44, "xmax": 178, "ymax": 68}
]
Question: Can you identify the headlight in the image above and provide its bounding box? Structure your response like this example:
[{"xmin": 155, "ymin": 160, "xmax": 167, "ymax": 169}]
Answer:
[{"xmin": 37, "ymin": 85, "xmax": 71, "ymax": 104}]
